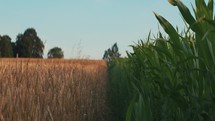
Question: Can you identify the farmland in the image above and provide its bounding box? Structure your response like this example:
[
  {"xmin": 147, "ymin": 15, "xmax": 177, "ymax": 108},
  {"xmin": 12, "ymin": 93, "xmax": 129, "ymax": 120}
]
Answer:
[
  {"xmin": 108, "ymin": 0, "xmax": 215, "ymax": 121},
  {"xmin": 0, "ymin": 58, "xmax": 108, "ymax": 121},
  {"xmin": 0, "ymin": 0, "xmax": 215, "ymax": 121}
]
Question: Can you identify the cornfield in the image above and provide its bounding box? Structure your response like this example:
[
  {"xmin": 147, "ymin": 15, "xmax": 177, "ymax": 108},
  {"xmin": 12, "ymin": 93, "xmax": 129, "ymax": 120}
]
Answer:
[
  {"xmin": 125, "ymin": 0, "xmax": 215, "ymax": 121},
  {"xmin": 0, "ymin": 58, "xmax": 108, "ymax": 121},
  {"xmin": 108, "ymin": 0, "xmax": 215, "ymax": 121}
]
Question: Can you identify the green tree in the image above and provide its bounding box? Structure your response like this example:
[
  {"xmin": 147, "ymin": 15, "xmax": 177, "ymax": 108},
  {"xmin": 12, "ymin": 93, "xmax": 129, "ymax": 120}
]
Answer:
[
  {"xmin": 103, "ymin": 43, "xmax": 121, "ymax": 61},
  {"xmin": 0, "ymin": 35, "xmax": 14, "ymax": 57},
  {"xmin": 47, "ymin": 47, "xmax": 64, "ymax": 58},
  {"xmin": 15, "ymin": 28, "xmax": 44, "ymax": 58},
  {"xmin": 11, "ymin": 42, "xmax": 17, "ymax": 57}
]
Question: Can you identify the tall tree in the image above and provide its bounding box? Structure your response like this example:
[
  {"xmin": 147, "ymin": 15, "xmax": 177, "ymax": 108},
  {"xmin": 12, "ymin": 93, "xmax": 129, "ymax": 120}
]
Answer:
[
  {"xmin": 15, "ymin": 28, "xmax": 44, "ymax": 58},
  {"xmin": 0, "ymin": 35, "xmax": 14, "ymax": 57},
  {"xmin": 103, "ymin": 43, "xmax": 121, "ymax": 61},
  {"xmin": 47, "ymin": 47, "xmax": 64, "ymax": 58},
  {"xmin": 11, "ymin": 42, "xmax": 17, "ymax": 57}
]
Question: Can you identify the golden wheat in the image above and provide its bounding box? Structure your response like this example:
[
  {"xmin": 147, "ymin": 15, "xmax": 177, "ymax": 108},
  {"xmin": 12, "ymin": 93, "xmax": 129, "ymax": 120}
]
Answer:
[{"xmin": 0, "ymin": 58, "xmax": 108, "ymax": 121}]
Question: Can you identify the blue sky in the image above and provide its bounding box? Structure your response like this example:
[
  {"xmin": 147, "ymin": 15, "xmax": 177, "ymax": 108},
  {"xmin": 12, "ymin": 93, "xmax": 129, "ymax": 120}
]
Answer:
[{"xmin": 0, "ymin": 0, "xmax": 194, "ymax": 59}]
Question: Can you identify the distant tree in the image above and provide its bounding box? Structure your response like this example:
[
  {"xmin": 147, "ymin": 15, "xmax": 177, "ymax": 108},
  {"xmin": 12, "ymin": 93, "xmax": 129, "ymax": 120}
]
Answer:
[
  {"xmin": 11, "ymin": 42, "xmax": 17, "ymax": 57},
  {"xmin": 15, "ymin": 28, "xmax": 44, "ymax": 58},
  {"xmin": 47, "ymin": 47, "xmax": 64, "ymax": 58},
  {"xmin": 103, "ymin": 43, "xmax": 121, "ymax": 61},
  {"xmin": 0, "ymin": 35, "xmax": 14, "ymax": 57}
]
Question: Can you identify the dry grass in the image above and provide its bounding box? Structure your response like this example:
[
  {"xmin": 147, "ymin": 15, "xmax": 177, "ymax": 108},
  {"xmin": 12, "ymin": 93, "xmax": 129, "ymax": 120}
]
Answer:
[{"xmin": 0, "ymin": 58, "xmax": 108, "ymax": 121}]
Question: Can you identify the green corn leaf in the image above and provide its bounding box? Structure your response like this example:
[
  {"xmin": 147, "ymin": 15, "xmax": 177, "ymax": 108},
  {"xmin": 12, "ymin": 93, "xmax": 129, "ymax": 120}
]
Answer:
[
  {"xmin": 126, "ymin": 94, "xmax": 137, "ymax": 121},
  {"xmin": 177, "ymin": 0, "xmax": 196, "ymax": 25},
  {"xmin": 176, "ymin": 0, "xmax": 202, "ymax": 35},
  {"xmin": 154, "ymin": 12, "xmax": 182, "ymax": 51},
  {"xmin": 154, "ymin": 39, "xmax": 173, "ymax": 60},
  {"xmin": 207, "ymin": 0, "xmax": 214, "ymax": 20},
  {"xmin": 206, "ymin": 39, "xmax": 215, "ymax": 65},
  {"xmin": 203, "ymin": 19, "xmax": 215, "ymax": 28},
  {"xmin": 195, "ymin": 0, "xmax": 207, "ymax": 18},
  {"xmin": 147, "ymin": 31, "xmax": 151, "ymax": 44}
]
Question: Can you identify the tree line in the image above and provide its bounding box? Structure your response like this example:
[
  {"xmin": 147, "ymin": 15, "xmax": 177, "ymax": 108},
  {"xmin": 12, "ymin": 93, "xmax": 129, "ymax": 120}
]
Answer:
[
  {"xmin": 1, "ymin": 27, "xmax": 121, "ymax": 59},
  {"xmin": 0, "ymin": 28, "xmax": 64, "ymax": 58}
]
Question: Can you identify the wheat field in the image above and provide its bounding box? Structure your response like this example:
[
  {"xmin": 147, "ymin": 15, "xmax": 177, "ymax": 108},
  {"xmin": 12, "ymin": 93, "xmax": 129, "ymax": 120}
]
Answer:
[{"xmin": 0, "ymin": 58, "xmax": 108, "ymax": 121}]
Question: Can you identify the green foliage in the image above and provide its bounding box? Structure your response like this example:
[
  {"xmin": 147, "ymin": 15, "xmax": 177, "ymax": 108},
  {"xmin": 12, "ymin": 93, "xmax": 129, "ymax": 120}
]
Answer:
[
  {"xmin": 124, "ymin": 0, "xmax": 215, "ymax": 121},
  {"xmin": 107, "ymin": 58, "xmax": 132, "ymax": 121},
  {"xmin": 47, "ymin": 47, "xmax": 64, "ymax": 58},
  {"xmin": 0, "ymin": 35, "xmax": 14, "ymax": 57},
  {"xmin": 103, "ymin": 43, "xmax": 121, "ymax": 61},
  {"xmin": 15, "ymin": 28, "xmax": 44, "ymax": 58}
]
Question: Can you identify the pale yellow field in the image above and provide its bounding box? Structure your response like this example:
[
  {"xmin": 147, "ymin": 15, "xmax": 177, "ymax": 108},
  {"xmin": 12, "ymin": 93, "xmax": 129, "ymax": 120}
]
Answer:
[{"xmin": 0, "ymin": 58, "xmax": 108, "ymax": 121}]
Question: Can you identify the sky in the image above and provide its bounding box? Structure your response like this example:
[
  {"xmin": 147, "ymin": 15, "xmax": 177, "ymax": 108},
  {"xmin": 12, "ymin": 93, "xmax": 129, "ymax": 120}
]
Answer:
[{"xmin": 0, "ymin": 0, "xmax": 194, "ymax": 59}]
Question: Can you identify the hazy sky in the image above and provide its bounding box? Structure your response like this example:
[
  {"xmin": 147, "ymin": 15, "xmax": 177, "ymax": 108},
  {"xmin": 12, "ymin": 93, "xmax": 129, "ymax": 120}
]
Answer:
[{"xmin": 0, "ymin": 0, "xmax": 194, "ymax": 59}]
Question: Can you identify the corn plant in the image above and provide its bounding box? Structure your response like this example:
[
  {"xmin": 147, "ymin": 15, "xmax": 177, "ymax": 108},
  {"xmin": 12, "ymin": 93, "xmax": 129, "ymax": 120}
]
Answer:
[
  {"xmin": 107, "ymin": 58, "xmax": 132, "ymax": 121},
  {"xmin": 126, "ymin": 0, "xmax": 215, "ymax": 121}
]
